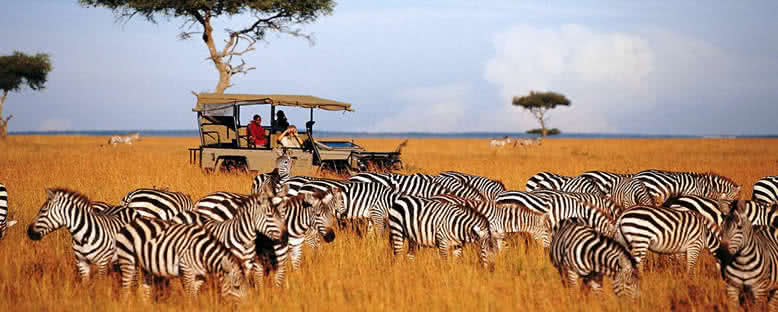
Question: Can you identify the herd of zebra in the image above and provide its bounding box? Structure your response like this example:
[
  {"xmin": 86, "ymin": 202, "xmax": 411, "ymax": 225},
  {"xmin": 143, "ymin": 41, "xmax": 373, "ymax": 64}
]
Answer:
[{"xmin": 2, "ymin": 149, "xmax": 778, "ymax": 308}]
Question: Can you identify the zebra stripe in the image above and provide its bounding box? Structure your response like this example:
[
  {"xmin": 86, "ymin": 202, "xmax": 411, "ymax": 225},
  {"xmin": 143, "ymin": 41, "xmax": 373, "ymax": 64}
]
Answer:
[
  {"xmin": 752, "ymin": 176, "xmax": 778, "ymax": 205},
  {"xmin": 560, "ymin": 176, "xmax": 603, "ymax": 195},
  {"xmin": 581, "ymin": 171, "xmax": 635, "ymax": 194},
  {"xmin": 635, "ymin": 169, "xmax": 741, "ymax": 206},
  {"xmin": 717, "ymin": 205, "xmax": 778, "ymax": 309},
  {"xmin": 607, "ymin": 176, "xmax": 653, "ymax": 214},
  {"xmin": 193, "ymin": 191, "xmax": 248, "ymax": 221},
  {"xmin": 115, "ymin": 217, "xmax": 247, "ymax": 300},
  {"xmin": 0, "ymin": 183, "xmax": 17, "ymax": 240},
  {"xmin": 333, "ymin": 182, "xmax": 399, "ymax": 235},
  {"xmin": 348, "ymin": 172, "xmax": 396, "ymax": 189},
  {"xmin": 388, "ymin": 195, "xmax": 498, "ymax": 270},
  {"xmin": 534, "ymin": 189, "xmax": 619, "ymax": 220},
  {"xmin": 27, "ymin": 188, "xmax": 138, "ymax": 279},
  {"xmin": 549, "ymin": 218, "xmax": 640, "ymax": 298},
  {"xmin": 438, "ymin": 171, "xmax": 506, "ymax": 200},
  {"xmin": 666, "ymin": 195, "xmax": 778, "ymax": 227},
  {"xmin": 525, "ymin": 172, "xmax": 572, "ymax": 192},
  {"xmin": 617, "ymin": 205, "xmax": 719, "ymax": 272},
  {"xmin": 121, "ymin": 188, "xmax": 194, "ymax": 220},
  {"xmin": 539, "ymin": 190, "xmax": 619, "ymax": 245},
  {"xmin": 494, "ymin": 190, "xmax": 551, "ymax": 214}
]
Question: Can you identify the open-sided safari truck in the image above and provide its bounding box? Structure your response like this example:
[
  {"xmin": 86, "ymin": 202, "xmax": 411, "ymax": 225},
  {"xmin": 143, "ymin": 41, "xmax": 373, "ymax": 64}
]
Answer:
[{"xmin": 190, "ymin": 93, "xmax": 403, "ymax": 173}]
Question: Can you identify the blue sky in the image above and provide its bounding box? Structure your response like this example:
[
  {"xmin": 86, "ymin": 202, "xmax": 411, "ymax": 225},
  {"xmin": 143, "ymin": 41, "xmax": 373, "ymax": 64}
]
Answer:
[{"xmin": 2, "ymin": 1, "xmax": 777, "ymax": 135}]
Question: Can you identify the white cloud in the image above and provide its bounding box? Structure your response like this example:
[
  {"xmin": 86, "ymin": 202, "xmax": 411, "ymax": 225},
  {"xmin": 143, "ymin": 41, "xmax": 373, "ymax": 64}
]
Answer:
[
  {"xmin": 38, "ymin": 119, "xmax": 73, "ymax": 131},
  {"xmin": 483, "ymin": 24, "xmax": 737, "ymax": 133},
  {"xmin": 373, "ymin": 84, "xmax": 471, "ymax": 132}
]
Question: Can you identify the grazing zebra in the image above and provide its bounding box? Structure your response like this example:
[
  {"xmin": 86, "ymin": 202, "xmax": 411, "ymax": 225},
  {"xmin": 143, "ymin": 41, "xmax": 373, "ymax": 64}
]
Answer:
[
  {"xmin": 388, "ymin": 195, "xmax": 498, "ymax": 270},
  {"xmin": 717, "ymin": 203, "xmax": 778, "ymax": 310},
  {"xmin": 242, "ymin": 187, "xmax": 339, "ymax": 287},
  {"xmin": 581, "ymin": 171, "xmax": 635, "ymax": 194},
  {"xmin": 560, "ymin": 176, "xmax": 604, "ymax": 195},
  {"xmin": 348, "ymin": 172, "xmax": 396, "ymax": 189},
  {"xmin": 752, "ymin": 176, "xmax": 778, "ymax": 205},
  {"xmin": 438, "ymin": 171, "xmax": 506, "ymax": 200},
  {"xmin": 192, "ymin": 191, "xmax": 248, "ymax": 220},
  {"xmin": 350, "ymin": 172, "xmax": 451, "ymax": 197},
  {"xmin": 121, "ymin": 188, "xmax": 195, "ymax": 220},
  {"xmin": 617, "ymin": 205, "xmax": 719, "ymax": 272},
  {"xmin": 27, "ymin": 188, "xmax": 138, "ymax": 279},
  {"xmin": 525, "ymin": 172, "xmax": 572, "ymax": 192},
  {"xmin": 494, "ymin": 190, "xmax": 551, "ymax": 214},
  {"xmin": 115, "ymin": 217, "xmax": 247, "ymax": 300},
  {"xmin": 0, "ymin": 183, "xmax": 18, "ymax": 240},
  {"xmin": 548, "ymin": 218, "xmax": 640, "ymax": 298},
  {"xmin": 634, "ymin": 169, "xmax": 741, "ymax": 206},
  {"xmin": 606, "ymin": 176, "xmax": 653, "ymax": 214},
  {"xmin": 534, "ymin": 189, "xmax": 619, "ymax": 220},
  {"xmin": 430, "ymin": 194, "xmax": 549, "ymax": 250},
  {"xmin": 666, "ymin": 195, "xmax": 778, "ymax": 227}
]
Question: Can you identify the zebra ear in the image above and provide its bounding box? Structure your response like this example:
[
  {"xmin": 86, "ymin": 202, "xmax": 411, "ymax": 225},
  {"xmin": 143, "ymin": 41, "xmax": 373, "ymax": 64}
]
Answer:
[
  {"xmin": 7, "ymin": 220, "xmax": 17, "ymax": 228},
  {"xmin": 45, "ymin": 188, "xmax": 55, "ymax": 199}
]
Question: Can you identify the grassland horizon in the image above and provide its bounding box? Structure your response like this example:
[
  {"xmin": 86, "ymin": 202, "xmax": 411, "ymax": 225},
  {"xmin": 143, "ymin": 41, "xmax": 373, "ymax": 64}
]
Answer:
[{"xmin": 1, "ymin": 135, "xmax": 776, "ymax": 311}]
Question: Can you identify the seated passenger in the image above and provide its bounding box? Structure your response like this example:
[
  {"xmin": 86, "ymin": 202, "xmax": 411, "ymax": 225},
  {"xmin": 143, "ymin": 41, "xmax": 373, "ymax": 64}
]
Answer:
[
  {"xmin": 276, "ymin": 110, "xmax": 290, "ymax": 132},
  {"xmin": 277, "ymin": 125, "xmax": 304, "ymax": 148},
  {"xmin": 248, "ymin": 114, "xmax": 267, "ymax": 147}
]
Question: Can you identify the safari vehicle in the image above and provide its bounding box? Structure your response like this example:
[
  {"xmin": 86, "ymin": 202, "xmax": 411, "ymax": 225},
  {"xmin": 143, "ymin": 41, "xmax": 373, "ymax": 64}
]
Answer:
[{"xmin": 190, "ymin": 93, "xmax": 403, "ymax": 173}]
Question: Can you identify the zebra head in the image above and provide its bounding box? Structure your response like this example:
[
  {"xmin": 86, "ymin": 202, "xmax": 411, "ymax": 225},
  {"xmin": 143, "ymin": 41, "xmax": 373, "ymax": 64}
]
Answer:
[
  {"xmin": 251, "ymin": 184, "xmax": 287, "ymax": 243},
  {"xmin": 701, "ymin": 174, "xmax": 741, "ymax": 201},
  {"xmin": 472, "ymin": 225, "xmax": 497, "ymax": 272},
  {"xmin": 218, "ymin": 255, "xmax": 248, "ymax": 299},
  {"xmin": 305, "ymin": 189, "xmax": 338, "ymax": 243},
  {"xmin": 0, "ymin": 220, "xmax": 17, "ymax": 240},
  {"xmin": 274, "ymin": 148, "xmax": 294, "ymax": 179},
  {"xmin": 28, "ymin": 188, "xmax": 86, "ymax": 241},
  {"xmin": 718, "ymin": 200, "xmax": 750, "ymax": 278}
]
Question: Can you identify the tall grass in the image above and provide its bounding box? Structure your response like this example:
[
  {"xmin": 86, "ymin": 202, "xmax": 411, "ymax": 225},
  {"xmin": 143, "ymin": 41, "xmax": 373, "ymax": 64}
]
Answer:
[{"xmin": 0, "ymin": 136, "xmax": 775, "ymax": 311}]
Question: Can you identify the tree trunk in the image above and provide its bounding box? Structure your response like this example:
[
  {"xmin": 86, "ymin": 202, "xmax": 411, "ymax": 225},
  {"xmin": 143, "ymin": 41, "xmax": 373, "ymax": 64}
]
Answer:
[
  {"xmin": 198, "ymin": 11, "xmax": 231, "ymax": 94},
  {"xmin": 0, "ymin": 90, "xmax": 7, "ymax": 139}
]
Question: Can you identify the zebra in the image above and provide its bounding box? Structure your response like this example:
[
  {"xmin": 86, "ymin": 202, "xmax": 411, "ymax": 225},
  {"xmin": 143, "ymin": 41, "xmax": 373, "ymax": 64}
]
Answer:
[
  {"xmin": 560, "ymin": 175, "xmax": 604, "ymax": 195},
  {"xmin": 666, "ymin": 195, "xmax": 778, "ymax": 227},
  {"xmin": 533, "ymin": 189, "xmax": 619, "ymax": 220},
  {"xmin": 753, "ymin": 176, "xmax": 778, "ymax": 205},
  {"xmin": 193, "ymin": 191, "xmax": 249, "ymax": 221},
  {"xmin": 634, "ymin": 169, "xmax": 741, "ymax": 206},
  {"xmin": 121, "ymin": 187, "xmax": 195, "ymax": 220},
  {"xmin": 616, "ymin": 205, "xmax": 720, "ymax": 272},
  {"xmin": 251, "ymin": 148, "xmax": 294, "ymax": 194},
  {"xmin": 350, "ymin": 172, "xmax": 452, "ymax": 197},
  {"xmin": 581, "ymin": 171, "xmax": 635, "ymax": 194},
  {"xmin": 525, "ymin": 172, "xmax": 572, "ymax": 192},
  {"xmin": 0, "ymin": 183, "xmax": 18, "ymax": 240},
  {"xmin": 251, "ymin": 188, "xmax": 338, "ymax": 287},
  {"xmin": 548, "ymin": 218, "xmax": 640, "ymax": 298},
  {"xmin": 429, "ymin": 194, "xmax": 549, "ymax": 250},
  {"xmin": 388, "ymin": 195, "xmax": 498, "ymax": 271},
  {"xmin": 438, "ymin": 171, "xmax": 506, "ymax": 200},
  {"xmin": 108, "ymin": 132, "xmax": 141, "ymax": 146},
  {"xmin": 539, "ymin": 191, "xmax": 619, "ymax": 244},
  {"xmin": 494, "ymin": 190, "xmax": 551, "ymax": 214},
  {"xmin": 717, "ymin": 203, "xmax": 778, "ymax": 310},
  {"xmin": 606, "ymin": 176, "xmax": 653, "ymax": 214},
  {"xmin": 27, "ymin": 188, "xmax": 139, "ymax": 280},
  {"xmin": 348, "ymin": 172, "xmax": 396, "ymax": 189},
  {"xmin": 115, "ymin": 217, "xmax": 247, "ymax": 300}
]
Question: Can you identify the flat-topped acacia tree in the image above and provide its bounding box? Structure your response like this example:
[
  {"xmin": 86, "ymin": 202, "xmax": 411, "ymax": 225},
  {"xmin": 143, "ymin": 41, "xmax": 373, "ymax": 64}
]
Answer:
[
  {"xmin": 80, "ymin": 0, "xmax": 336, "ymax": 93},
  {"xmin": 512, "ymin": 91, "xmax": 571, "ymax": 137},
  {"xmin": 0, "ymin": 51, "xmax": 52, "ymax": 138}
]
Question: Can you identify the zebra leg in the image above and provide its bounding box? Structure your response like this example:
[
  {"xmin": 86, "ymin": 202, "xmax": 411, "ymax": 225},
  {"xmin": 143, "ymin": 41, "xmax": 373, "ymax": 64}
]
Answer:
[
  {"xmin": 95, "ymin": 260, "xmax": 111, "ymax": 278},
  {"xmin": 725, "ymin": 283, "xmax": 743, "ymax": 306},
  {"xmin": 181, "ymin": 267, "xmax": 203, "ymax": 297},
  {"xmin": 251, "ymin": 260, "xmax": 264, "ymax": 288},
  {"xmin": 435, "ymin": 232, "xmax": 450, "ymax": 260},
  {"xmin": 273, "ymin": 244, "xmax": 289, "ymax": 288},
  {"xmin": 119, "ymin": 262, "xmax": 138, "ymax": 297},
  {"xmin": 75, "ymin": 260, "xmax": 92, "ymax": 281},
  {"xmin": 452, "ymin": 245, "xmax": 463, "ymax": 258},
  {"xmin": 140, "ymin": 272, "xmax": 154, "ymax": 302},
  {"xmin": 389, "ymin": 229, "xmax": 405, "ymax": 259},
  {"xmin": 685, "ymin": 243, "xmax": 702, "ymax": 273},
  {"xmin": 289, "ymin": 242, "xmax": 304, "ymax": 271},
  {"xmin": 566, "ymin": 269, "xmax": 580, "ymax": 289},
  {"xmin": 583, "ymin": 274, "xmax": 604, "ymax": 295},
  {"xmin": 407, "ymin": 241, "xmax": 418, "ymax": 261}
]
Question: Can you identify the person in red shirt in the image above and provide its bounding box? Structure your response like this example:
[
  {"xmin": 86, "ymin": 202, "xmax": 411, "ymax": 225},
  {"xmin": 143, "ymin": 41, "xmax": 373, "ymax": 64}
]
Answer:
[{"xmin": 247, "ymin": 114, "xmax": 266, "ymax": 147}]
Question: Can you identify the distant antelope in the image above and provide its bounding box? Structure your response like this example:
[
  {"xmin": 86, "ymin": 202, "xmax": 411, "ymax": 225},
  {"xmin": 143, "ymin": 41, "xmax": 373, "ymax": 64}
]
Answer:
[{"xmin": 108, "ymin": 132, "xmax": 141, "ymax": 146}]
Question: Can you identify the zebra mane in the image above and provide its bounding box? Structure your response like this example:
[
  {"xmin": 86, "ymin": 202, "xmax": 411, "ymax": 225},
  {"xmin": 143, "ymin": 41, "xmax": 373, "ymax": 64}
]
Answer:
[
  {"xmin": 47, "ymin": 188, "xmax": 92, "ymax": 208},
  {"xmin": 702, "ymin": 171, "xmax": 738, "ymax": 186}
]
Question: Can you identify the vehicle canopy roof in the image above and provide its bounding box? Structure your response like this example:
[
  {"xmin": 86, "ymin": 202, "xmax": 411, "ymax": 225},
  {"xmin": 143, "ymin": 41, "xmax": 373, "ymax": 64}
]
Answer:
[{"xmin": 193, "ymin": 93, "xmax": 354, "ymax": 113}]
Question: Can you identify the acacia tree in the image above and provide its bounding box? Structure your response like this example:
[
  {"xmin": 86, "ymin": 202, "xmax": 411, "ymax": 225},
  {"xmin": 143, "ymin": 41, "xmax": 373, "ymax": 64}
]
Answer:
[
  {"xmin": 80, "ymin": 0, "xmax": 335, "ymax": 93},
  {"xmin": 0, "ymin": 51, "xmax": 52, "ymax": 138},
  {"xmin": 512, "ymin": 91, "xmax": 571, "ymax": 137}
]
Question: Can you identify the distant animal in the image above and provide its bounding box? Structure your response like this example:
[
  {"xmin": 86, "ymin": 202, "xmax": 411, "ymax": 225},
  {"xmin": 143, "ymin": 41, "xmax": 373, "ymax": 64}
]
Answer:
[
  {"xmin": 108, "ymin": 132, "xmax": 141, "ymax": 146},
  {"xmin": 518, "ymin": 137, "xmax": 542, "ymax": 147},
  {"xmin": 489, "ymin": 136, "xmax": 512, "ymax": 147},
  {"xmin": 0, "ymin": 183, "xmax": 18, "ymax": 240}
]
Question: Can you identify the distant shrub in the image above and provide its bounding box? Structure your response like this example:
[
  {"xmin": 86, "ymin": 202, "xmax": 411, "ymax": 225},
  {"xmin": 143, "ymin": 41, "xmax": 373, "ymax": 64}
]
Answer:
[{"xmin": 527, "ymin": 128, "xmax": 561, "ymax": 135}]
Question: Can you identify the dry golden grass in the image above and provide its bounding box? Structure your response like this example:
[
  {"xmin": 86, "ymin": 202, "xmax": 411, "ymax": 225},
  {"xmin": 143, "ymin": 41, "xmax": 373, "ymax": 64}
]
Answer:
[{"xmin": 1, "ymin": 136, "xmax": 777, "ymax": 311}]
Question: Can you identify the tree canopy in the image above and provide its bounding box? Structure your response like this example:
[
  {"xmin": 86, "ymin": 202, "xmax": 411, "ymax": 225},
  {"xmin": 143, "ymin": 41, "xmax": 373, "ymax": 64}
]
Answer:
[
  {"xmin": 80, "ymin": 0, "xmax": 336, "ymax": 93},
  {"xmin": 0, "ymin": 51, "xmax": 53, "ymax": 138},
  {"xmin": 511, "ymin": 91, "xmax": 571, "ymax": 137}
]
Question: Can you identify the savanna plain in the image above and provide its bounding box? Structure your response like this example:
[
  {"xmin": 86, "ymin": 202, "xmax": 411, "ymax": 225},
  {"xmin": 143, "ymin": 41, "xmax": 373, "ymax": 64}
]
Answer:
[{"xmin": 1, "ymin": 136, "xmax": 776, "ymax": 311}]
